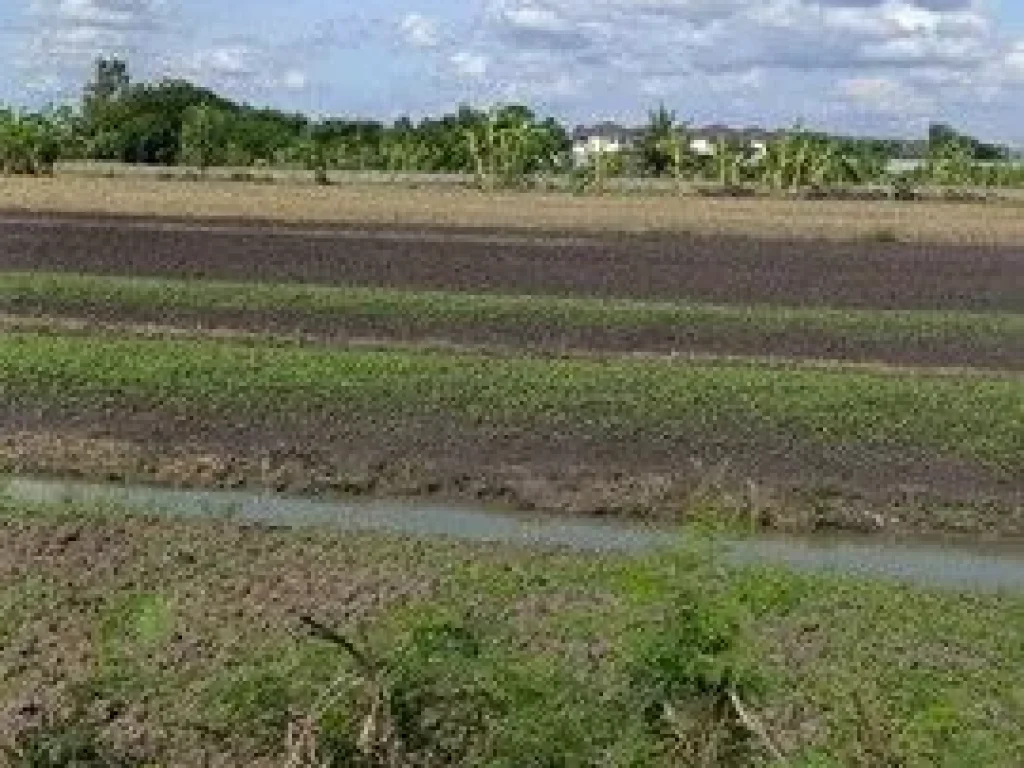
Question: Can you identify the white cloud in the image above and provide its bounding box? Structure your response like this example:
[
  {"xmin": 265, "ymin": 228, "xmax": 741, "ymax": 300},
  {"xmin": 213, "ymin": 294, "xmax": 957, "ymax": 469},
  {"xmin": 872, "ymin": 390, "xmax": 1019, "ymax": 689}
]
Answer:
[
  {"xmin": 997, "ymin": 41, "xmax": 1024, "ymax": 84},
  {"xmin": 400, "ymin": 12, "xmax": 439, "ymax": 48},
  {"xmin": 281, "ymin": 69, "xmax": 308, "ymax": 90},
  {"xmin": 41, "ymin": 0, "xmax": 168, "ymax": 30},
  {"xmin": 450, "ymin": 50, "xmax": 488, "ymax": 78},
  {"xmin": 188, "ymin": 44, "xmax": 257, "ymax": 76},
  {"xmin": 837, "ymin": 75, "xmax": 935, "ymax": 114},
  {"xmin": 17, "ymin": 0, "xmax": 173, "ymax": 95},
  {"xmin": 168, "ymin": 40, "xmax": 313, "ymax": 95},
  {"xmin": 399, "ymin": 0, "xmax": 1020, "ymax": 138}
]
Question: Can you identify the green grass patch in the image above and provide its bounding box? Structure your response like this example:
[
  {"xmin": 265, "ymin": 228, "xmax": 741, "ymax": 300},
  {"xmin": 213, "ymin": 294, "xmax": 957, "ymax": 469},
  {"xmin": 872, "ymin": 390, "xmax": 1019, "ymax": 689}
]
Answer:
[
  {"xmin": 3, "ymin": 500, "xmax": 1023, "ymax": 765},
  {"xmin": 0, "ymin": 331, "xmax": 1021, "ymax": 468},
  {"xmin": 2, "ymin": 270, "xmax": 1021, "ymax": 344}
]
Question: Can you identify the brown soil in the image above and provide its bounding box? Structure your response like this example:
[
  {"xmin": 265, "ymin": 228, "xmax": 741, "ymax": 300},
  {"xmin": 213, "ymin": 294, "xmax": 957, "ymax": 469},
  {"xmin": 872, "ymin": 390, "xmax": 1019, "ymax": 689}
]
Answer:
[
  {"xmin": 6, "ymin": 303, "xmax": 1022, "ymax": 372},
  {"xmin": 1, "ymin": 213, "xmax": 1022, "ymax": 311},
  {"xmin": 1, "ymin": 400, "xmax": 1021, "ymax": 536},
  {"xmin": 0, "ymin": 512, "xmax": 487, "ymax": 764},
  {"xmin": 4, "ymin": 175, "xmax": 1024, "ymax": 246}
]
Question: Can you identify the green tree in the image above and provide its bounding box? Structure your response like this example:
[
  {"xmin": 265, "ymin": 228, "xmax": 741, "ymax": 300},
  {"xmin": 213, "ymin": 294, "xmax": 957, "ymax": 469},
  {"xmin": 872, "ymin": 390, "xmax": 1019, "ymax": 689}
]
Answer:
[
  {"xmin": 85, "ymin": 58, "xmax": 130, "ymax": 104},
  {"xmin": 179, "ymin": 104, "xmax": 225, "ymax": 172},
  {"xmin": 639, "ymin": 103, "xmax": 687, "ymax": 178},
  {"xmin": 0, "ymin": 108, "xmax": 62, "ymax": 175},
  {"xmin": 81, "ymin": 57, "xmax": 132, "ymax": 160}
]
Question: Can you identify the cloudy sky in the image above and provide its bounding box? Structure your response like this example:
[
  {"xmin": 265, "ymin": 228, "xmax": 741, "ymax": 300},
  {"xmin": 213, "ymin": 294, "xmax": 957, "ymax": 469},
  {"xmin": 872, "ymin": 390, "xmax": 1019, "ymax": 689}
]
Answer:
[{"xmin": 2, "ymin": 1, "xmax": 1023, "ymax": 143}]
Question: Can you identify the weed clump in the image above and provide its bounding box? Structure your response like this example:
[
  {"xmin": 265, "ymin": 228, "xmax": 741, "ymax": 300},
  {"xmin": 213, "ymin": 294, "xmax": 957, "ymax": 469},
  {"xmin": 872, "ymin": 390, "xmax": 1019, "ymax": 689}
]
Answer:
[{"xmin": 289, "ymin": 545, "xmax": 779, "ymax": 767}]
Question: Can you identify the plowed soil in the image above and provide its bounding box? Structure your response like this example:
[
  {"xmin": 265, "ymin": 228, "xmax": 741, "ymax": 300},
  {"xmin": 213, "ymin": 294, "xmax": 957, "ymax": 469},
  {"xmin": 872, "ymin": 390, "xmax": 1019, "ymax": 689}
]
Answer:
[
  {"xmin": 5, "ymin": 303, "xmax": 1021, "ymax": 371},
  {"xmin": 2, "ymin": 403, "xmax": 1021, "ymax": 536},
  {"xmin": 1, "ymin": 212, "xmax": 1020, "ymax": 534},
  {"xmin": 1, "ymin": 213, "xmax": 1021, "ymax": 311}
]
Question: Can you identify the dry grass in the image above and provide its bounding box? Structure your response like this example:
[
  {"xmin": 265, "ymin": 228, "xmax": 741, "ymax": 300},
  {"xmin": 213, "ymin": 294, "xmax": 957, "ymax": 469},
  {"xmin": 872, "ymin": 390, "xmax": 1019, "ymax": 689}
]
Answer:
[{"xmin": 3, "ymin": 175, "xmax": 1024, "ymax": 245}]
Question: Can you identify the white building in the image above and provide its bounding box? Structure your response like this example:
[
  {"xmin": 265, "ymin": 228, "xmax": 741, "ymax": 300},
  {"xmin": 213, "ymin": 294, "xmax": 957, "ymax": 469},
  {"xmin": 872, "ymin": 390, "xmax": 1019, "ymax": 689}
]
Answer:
[
  {"xmin": 570, "ymin": 123, "xmax": 642, "ymax": 167},
  {"xmin": 571, "ymin": 123, "xmax": 778, "ymax": 167}
]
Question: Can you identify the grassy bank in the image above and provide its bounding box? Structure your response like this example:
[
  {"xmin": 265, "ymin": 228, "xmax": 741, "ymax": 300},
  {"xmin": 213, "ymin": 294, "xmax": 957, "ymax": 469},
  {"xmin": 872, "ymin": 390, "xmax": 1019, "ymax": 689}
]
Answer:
[
  {"xmin": 4, "ymin": 175, "xmax": 1024, "ymax": 244},
  {"xmin": 1, "ymin": 497, "xmax": 1022, "ymax": 765},
  {"xmin": 1, "ymin": 331, "xmax": 1020, "ymax": 470},
  {"xmin": 3, "ymin": 271, "xmax": 1021, "ymax": 351}
]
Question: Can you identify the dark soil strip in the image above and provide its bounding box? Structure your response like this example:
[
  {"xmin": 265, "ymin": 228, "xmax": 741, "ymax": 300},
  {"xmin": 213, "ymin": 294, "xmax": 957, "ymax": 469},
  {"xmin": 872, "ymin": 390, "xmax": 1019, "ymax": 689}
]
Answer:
[
  {"xmin": 1, "ymin": 213, "xmax": 1021, "ymax": 311},
  {"xmin": 6, "ymin": 302, "xmax": 1021, "ymax": 371},
  {"xmin": 2, "ymin": 406, "xmax": 1021, "ymax": 537}
]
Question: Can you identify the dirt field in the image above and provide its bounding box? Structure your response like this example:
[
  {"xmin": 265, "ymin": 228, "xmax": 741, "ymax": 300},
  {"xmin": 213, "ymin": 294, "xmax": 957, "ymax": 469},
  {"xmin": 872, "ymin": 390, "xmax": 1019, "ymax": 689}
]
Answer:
[
  {"xmin": 2, "ymin": 399, "xmax": 1021, "ymax": 536},
  {"xmin": 3, "ymin": 502, "xmax": 1022, "ymax": 764},
  {"xmin": 1, "ymin": 213, "xmax": 1021, "ymax": 311},
  {"xmin": 4, "ymin": 175, "xmax": 1024, "ymax": 245},
  {"xmin": 0, "ymin": 208, "xmax": 1019, "ymax": 536},
  {"xmin": 1, "ymin": 180, "xmax": 1021, "ymax": 765},
  {"xmin": 6, "ymin": 305, "xmax": 1021, "ymax": 371}
]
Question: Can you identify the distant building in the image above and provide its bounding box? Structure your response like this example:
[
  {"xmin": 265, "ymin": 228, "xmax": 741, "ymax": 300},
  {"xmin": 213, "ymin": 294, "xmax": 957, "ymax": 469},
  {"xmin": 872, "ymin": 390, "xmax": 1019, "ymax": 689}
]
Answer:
[
  {"xmin": 570, "ymin": 123, "xmax": 643, "ymax": 166},
  {"xmin": 571, "ymin": 122, "xmax": 778, "ymax": 166},
  {"xmin": 688, "ymin": 137, "xmax": 716, "ymax": 157}
]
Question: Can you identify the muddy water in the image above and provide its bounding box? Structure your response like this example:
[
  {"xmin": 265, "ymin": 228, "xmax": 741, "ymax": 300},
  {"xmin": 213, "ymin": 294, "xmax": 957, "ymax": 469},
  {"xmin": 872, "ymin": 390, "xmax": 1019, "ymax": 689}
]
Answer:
[{"xmin": 5, "ymin": 476, "xmax": 1024, "ymax": 593}]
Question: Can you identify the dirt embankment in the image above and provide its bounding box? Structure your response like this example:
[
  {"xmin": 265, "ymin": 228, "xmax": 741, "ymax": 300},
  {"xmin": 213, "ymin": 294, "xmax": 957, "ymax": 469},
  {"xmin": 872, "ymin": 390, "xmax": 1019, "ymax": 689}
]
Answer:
[{"xmin": 1, "ymin": 406, "xmax": 1021, "ymax": 537}]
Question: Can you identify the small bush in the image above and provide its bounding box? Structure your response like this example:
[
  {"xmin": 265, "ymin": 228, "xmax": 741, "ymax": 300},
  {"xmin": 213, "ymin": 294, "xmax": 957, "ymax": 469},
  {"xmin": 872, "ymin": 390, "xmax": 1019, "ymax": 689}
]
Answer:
[
  {"xmin": 625, "ymin": 580, "xmax": 766, "ymax": 765},
  {"xmin": 3, "ymin": 691, "xmax": 144, "ymax": 768},
  {"xmin": 869, "ymin": 228, "xmax": 900, "ymax": 244},
  {"xmin": 5, "ymin": 722, "xmax": 110, "ymax": 768},
  {"xmin": 892, "ymin": 177, "xmax": 918, "ymax": 202},
  {"xmin": 299, "ymin": 547, "xmax": 775, "ymax": 767}
]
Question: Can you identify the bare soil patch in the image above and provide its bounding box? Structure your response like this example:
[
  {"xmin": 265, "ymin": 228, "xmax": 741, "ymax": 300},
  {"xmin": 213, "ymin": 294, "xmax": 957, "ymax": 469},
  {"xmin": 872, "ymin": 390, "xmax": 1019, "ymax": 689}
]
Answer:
[
  {"xmin": 4, "ymin": 175, "xmax": 1024, "ymax": 245},
  {"xmin": 0, "ymin": 213, "xmax": 1021, "ymax": 311}
]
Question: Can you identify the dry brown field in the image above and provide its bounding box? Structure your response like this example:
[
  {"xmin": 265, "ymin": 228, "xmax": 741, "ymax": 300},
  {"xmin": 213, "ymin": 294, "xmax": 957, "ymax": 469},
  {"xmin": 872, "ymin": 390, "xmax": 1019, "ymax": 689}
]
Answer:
[{"xmin": 4, "ymin": 174, "xmax": 1024, "ymax": 244}]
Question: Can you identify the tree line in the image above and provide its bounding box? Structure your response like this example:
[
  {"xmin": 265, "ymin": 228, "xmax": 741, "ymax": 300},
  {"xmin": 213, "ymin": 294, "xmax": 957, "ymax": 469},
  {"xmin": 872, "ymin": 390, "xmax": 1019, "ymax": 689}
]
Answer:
[
  {"xmin": 1, "ymin": 57, "xmax": 1019, "ymax": 190},
  {"xmin": 1, "ymin": 58, "xmax": 569, "ymax": 183}
]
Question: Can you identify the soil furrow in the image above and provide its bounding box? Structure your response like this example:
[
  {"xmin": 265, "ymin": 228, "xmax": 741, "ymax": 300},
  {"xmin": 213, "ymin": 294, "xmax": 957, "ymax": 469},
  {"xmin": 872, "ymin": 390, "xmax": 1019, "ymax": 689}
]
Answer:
[
  {"xmin": 2, "ymin": 310, "xmax": 1022, "ymax": 376},
  {"xmin": 1, "ymin": 213, "xmax": 1021, "ymax": 311}
]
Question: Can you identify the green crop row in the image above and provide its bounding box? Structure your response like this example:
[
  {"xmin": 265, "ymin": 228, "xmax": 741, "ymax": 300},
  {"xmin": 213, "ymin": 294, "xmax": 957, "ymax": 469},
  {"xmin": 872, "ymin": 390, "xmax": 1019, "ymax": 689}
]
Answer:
[
  {"xmin": 2, "ymin": 271, "xmax": 1021, "ymax": 343},
  {"xmin": 1, "ymin": 331, "xmax": 1020, "ymax": 467}
]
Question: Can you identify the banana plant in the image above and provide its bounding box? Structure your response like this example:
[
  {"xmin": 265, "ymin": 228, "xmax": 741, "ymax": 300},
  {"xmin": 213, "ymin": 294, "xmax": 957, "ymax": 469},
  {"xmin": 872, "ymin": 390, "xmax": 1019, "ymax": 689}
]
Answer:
[
  {"xmin": 0, "ymin": 108, "xmax": 60, "ymax": 175},
  {"xmin": 926, "ymin": 139, "xmax": 974, "ymax": 186},
  {"xmin": 382, "ymin": 132, "xmax": 429, "ymax": 173},
  {"xmin": 656, "ymin": 128, "xmax": 690, "ymax": 192},
  {"xmin": 464, "ymin": 109, "xmax": 500, "ymax": 190},
  {"xmin": 807, "ymin": 141, "xmax": 861, "ymax": 189},
  {"xmin": 714, "ymin": 136, "xmax": 743, "ymax": 189},
  {"xmin": 463, "ymin": 107, "xmax": 547, "ymax": 190},
  {"xmin": 759, "ymin": 130, "xmax": 802, "ymax": 192}
]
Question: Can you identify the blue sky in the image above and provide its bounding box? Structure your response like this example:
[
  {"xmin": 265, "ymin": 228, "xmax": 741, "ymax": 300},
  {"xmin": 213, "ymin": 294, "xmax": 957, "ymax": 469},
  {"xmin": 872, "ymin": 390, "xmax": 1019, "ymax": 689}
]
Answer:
[{"xmin": 3, "ymin": 1, "xmax": 1024, "ymax": 143}]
